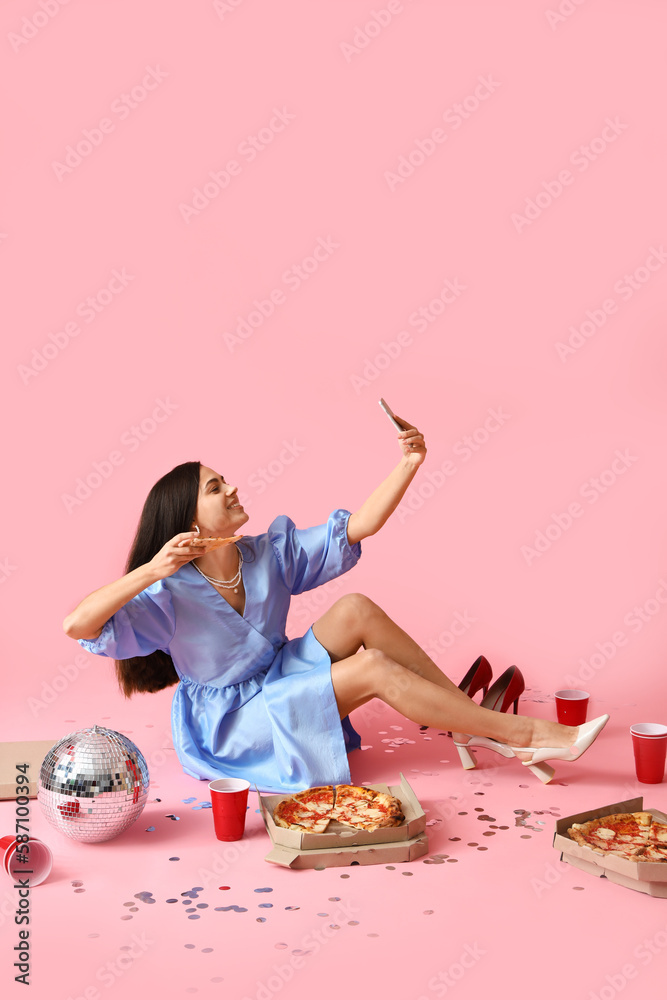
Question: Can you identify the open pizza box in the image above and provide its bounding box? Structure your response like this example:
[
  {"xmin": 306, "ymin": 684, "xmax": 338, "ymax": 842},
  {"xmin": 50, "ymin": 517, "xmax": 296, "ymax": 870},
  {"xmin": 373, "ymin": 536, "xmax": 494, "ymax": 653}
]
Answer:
[
  {"xmin": 257, "ymin": 773, "xmax": 429, "ymax": 869},
  {"xmin": 553, "ymin": 796, "xmax": 667, "ymax": 897}
]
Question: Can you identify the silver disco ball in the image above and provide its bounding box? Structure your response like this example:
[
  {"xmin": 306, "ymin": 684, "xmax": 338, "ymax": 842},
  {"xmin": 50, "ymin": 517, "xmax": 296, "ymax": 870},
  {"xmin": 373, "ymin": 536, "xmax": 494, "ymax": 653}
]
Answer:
[{"xmin": 38, "ymin": 725, "xmax": 150, "ymax": 843}]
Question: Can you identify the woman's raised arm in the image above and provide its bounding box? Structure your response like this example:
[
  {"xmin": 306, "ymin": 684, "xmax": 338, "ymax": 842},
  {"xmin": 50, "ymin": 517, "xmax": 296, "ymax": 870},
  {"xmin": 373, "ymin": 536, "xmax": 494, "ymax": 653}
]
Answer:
[
  {"xmin": 346, "ymin": 417, "xmax": 426, "ymax": 545},
  {"xmin": 62, "ymin": 531, "xmax": 202, "ymax": 641}
]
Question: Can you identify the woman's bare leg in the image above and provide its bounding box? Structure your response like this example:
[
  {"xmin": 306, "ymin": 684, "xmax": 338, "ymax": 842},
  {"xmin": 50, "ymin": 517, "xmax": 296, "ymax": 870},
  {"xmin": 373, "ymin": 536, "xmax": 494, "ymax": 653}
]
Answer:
[
  {"xmin": 313, "ymin": 595, "xmax": 579, "ymax": 750},
  {"xmin": 329, "ymin": 648, "xmax": 578, "ymax": 749},
  {"xmin": 312, "ymin": 594, "xmax": 476, "ymax": 704}
]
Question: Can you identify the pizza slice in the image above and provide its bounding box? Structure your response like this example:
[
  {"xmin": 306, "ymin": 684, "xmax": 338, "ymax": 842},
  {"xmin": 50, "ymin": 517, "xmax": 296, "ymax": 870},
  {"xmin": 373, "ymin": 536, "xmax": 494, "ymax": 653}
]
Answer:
[
  {"xmin": 189, "ymin": 534, "xmax": 244, "ymax": 551},
  {"xmin": 331, "ymin": 784, "xmax": 405, "ymax": 832},
  {"xmin": 649, "ymin": 820, "xmax": 667, "ymax": 845},
  {"xmin": 272, "ymin": 785, "xmax": 335, "ymax": 833},
  {"xmin": 635, "ymin": 844, "xmax": 667, "ymax": 863}
]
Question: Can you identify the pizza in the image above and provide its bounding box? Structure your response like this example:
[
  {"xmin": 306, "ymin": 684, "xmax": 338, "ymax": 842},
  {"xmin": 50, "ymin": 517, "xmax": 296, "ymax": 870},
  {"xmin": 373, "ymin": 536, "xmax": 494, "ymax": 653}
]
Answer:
[
  {"xmin": 273, "ymin": 784, "xmax": 405, "ymax": 834},
  {"xmin": 188, "ymin": 534, "xmax": 243, "ymax": 551},
  {"xmin": 567, "ymin": 811, "xmax": 667, "ymax": 862},
  {"xmin": 272, "ymin": 786, "xmax": 335, "ymax": 834},
  {"xmin": 330, "ymin": 784, "xmax": 405, "ymax": 831}
]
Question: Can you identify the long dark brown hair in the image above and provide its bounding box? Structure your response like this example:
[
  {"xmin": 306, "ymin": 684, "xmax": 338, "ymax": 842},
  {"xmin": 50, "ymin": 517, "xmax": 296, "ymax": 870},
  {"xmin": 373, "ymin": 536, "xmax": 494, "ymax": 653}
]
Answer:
[{"xmin": 116, "ymin": 461, "xmax": 201, "ymax": 697}]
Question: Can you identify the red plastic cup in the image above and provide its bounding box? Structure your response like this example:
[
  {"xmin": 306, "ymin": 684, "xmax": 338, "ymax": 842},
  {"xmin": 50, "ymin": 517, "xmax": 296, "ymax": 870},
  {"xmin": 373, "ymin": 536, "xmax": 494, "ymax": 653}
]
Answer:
[
  {"xmin": 555, "ymin": 689, "xmax": 590, "ymax": 726},
  {"xmin": 0, "ymin": 836, "xmax": 53, "ymax": 886},
  {"xmin": 630, "ymin": 724, "xmax": 667, "ymax": 784},
  {"xmin": 208, "ymin": 778, "xmax": 250, "ymax": 841}
]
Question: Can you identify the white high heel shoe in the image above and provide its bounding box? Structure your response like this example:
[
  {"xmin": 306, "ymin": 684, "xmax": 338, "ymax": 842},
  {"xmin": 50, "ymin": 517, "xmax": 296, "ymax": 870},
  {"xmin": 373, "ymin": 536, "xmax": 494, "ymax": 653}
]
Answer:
[
  {"xmin": 508, "ymin": 714, "xmax": 610, "ymax": 784},
  {"xmin": 453, "ymin": 736, "xmax": 517, "ymax": 770}
]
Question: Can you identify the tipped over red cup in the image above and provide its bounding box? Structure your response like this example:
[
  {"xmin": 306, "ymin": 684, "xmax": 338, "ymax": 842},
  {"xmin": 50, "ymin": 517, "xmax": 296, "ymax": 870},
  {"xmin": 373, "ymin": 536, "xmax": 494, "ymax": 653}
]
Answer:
[
  {"xmin": 555, "ymin": 689, "xmax": 589, "ymax": 726},
  {"xmin": 0, "ymin": 836, "xmax": 53, "ymax": 886},
  {"xmin": 630, "ymin": 724, "xmax": 667, "ymax": 784},
  {"xmin": 208, "ymin": 778, "xmax": 250, "ymax": 841}
]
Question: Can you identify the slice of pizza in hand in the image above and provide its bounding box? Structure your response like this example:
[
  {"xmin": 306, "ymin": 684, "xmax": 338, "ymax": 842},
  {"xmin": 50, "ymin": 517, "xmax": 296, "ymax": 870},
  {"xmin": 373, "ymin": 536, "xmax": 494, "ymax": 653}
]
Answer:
[
  {"xmin": 272, "ymin": 786, "xmax": 335, "ymax": 833},
  {"xmin": 189, "ymin": 534, "xmax": 244, "ymax": 550},
  {"xmin": 331, "ymin": 784, "xmax": 405, "ymax": 832}
]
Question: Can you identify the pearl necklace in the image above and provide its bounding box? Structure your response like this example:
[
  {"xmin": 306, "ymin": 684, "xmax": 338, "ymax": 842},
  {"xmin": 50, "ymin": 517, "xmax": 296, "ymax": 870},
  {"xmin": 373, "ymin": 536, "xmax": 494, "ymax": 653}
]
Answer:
[{"xmin": 192, "ymin": 547, "xmax": 243, "ymax": 593}]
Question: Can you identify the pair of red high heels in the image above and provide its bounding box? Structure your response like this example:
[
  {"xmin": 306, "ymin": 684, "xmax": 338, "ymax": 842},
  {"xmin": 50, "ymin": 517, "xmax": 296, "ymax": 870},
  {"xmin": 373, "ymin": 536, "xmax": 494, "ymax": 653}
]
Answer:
[
  {"xmin": 457, "ymin": 654, "xmax": 524, "ymax": 714},
  {"xmin": 452, "ymin": 655, "xmax": 609, "ymax": 783}
]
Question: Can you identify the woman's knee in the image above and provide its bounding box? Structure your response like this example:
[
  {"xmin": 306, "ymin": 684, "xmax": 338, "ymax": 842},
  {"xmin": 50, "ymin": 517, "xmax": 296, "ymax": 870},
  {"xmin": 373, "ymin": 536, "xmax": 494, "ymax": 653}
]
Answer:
[
  {"xmin": 363, "ymin": 648, "xmax": 412, "ymax": 700},
  {"xmin": 330, "ymin": 593, "xmax": 383, "ymax": 630}
]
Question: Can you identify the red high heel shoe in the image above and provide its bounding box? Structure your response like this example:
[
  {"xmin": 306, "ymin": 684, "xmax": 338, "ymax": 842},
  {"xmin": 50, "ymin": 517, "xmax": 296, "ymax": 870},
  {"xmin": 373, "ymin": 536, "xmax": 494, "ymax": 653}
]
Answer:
[
  {"xmin": 481, "ymin": 664, "xmax": 524, "ymax": 714},
  {"xmin": 457, "ymin": 655, "xmax": 493, "ymax": 699},
  {"xmin": 453, "ymin": 665, "xmax": 525, "ymax": 770},
  {"xmin": 445, "ymin": 656, "xmax": 493, "ymax": 737}
]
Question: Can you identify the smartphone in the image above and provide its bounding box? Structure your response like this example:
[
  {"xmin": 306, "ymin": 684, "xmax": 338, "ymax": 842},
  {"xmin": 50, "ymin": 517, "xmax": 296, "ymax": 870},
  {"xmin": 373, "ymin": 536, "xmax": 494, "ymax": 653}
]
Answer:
[{"xmin": 378, "ymin": 398, "xmax": 405, "ymax": 432}]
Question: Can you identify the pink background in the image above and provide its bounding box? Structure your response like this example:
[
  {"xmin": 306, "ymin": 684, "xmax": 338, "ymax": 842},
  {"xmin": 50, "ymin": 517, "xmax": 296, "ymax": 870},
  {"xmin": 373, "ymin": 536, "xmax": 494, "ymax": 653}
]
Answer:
[{"xmin": 2, "ymin": 1, "xmax": 667, "ymax": 997}]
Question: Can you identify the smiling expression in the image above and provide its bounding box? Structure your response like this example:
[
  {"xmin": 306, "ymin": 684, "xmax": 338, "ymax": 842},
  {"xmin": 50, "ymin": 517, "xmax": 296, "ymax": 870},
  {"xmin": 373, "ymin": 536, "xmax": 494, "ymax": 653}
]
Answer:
[{"xmin": 193, "ymin": 465, "xmax": 250, "ymax": 537}]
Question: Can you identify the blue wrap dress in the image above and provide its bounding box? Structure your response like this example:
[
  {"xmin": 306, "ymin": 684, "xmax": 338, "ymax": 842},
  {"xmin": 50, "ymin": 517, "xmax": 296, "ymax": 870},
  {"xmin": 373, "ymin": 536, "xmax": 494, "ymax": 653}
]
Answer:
[{"xmin": 78, "ymin": 509, "xmax": 363, "ymax": 792}]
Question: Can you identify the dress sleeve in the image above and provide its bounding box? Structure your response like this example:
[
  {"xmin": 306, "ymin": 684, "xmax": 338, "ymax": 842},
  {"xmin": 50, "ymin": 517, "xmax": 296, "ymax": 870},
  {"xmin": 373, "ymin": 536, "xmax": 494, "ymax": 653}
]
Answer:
[
  {"xmin": 77, "ymin": 580, "xmax": 176, "ymax": 659},
  {"xmin": 268, "ymin": 509, "xmax": 362, "ymax": 595}
]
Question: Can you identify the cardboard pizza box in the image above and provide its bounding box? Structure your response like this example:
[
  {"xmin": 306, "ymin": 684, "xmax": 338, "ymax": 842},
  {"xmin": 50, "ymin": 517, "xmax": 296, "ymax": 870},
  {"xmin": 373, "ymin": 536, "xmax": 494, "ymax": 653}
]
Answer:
[
  {"xmin": 264, "ymin": 833, "xmax": 429, "ymax": 869},
  {"xmin": 258, "ymin": 773, "xmax": 426, "ymax": 852},
  {"xmin": 0, "ymin": 741, "xmax": 57, "ymax": 799},
  {"xmin": 553, "ymin": 796, "xmax": 667, "ymax": 896}
]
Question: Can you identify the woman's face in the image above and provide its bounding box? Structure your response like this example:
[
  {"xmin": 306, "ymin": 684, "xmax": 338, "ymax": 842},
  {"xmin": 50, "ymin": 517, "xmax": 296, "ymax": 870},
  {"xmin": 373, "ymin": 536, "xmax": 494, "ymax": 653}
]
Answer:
[{"xmin": 193, "ymin": 465, "xmax": 249, "ymax": 537}]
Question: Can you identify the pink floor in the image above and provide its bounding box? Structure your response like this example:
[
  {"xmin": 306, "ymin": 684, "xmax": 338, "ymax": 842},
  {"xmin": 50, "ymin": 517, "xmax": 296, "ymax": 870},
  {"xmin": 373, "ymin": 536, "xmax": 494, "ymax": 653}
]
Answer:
[{"xmin": 3, "ymin": 687, "xmax": 665, "ymax": 1000}]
